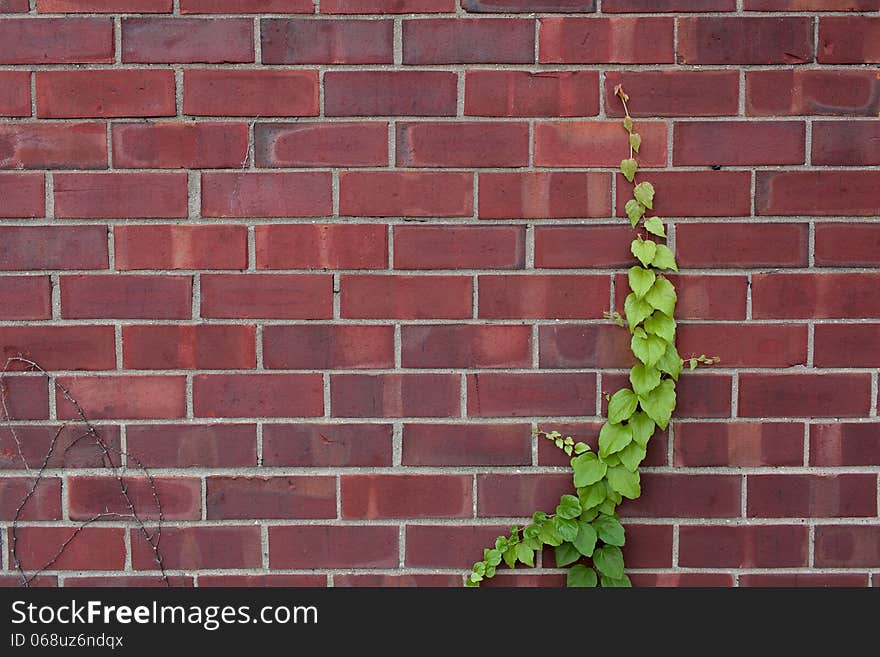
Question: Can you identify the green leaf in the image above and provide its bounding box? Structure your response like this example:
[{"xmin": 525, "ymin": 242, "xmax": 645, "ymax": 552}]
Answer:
[
  {"xmin": 643, "ymin": 311, "xmax": 675, "ymax": 343},
  {"xmin": 645, "ymin": 276, "xmax": 677, "ymax": 316},
  {"xmin": 578, "ymin": 482, "xmax": 606, "ymax": 510},
  {"xmin": 466, "ymin": 576, "xmax": 479, "ymax": 587},
  {"xmin": 566, "ymin": 564, "xmax": 598, "ymax": 588},
  {"xmin": 633, "ymin": 181, "xmax": 654, "ymax": 209},
  {"xmin": 598, "ymin": 422, "xmax": 633, "ymax": 458},
  {"xmin": 657, "ymin": 342, "xmax": 683, "ymax": 381},
  {"xmin": 618, "ymin": 441, "xmax": 647, "ymax": 472},
  {"xmin": 532, "ymin": 511, "xmax": 548, "ymax": 524},
  {"xmin": 625, "ymin": 199, "xmax": 645, "ymax": 228},
  {"xmin": 620, "ymin": 158, "xmax": 637, "ymax": 183},
  {"xmin": 600, "ymin": 574, "xmax": 633, "ymax": 588},
  {"xmin": 473, "ymin": 561, "xmax": 486, "ymax": 577},
  {"xmin": 554, "ymin": 517, "xmax": 579, "ymax": 542},
  {"xmin": 629, "ymin": 363, "xmax": 661, "ymax": 397},
  {"xmin": 592, "ymin": 514, "xmax": 626, "ymax": 547},
  {"xmin": 628, "ymin": 266, "xmax": 655, "ymax": 299},
  {"xmin": 623, "ymin": 116, "xmax": 633, "ymax": 133},
  {"xmin": 606, "ymin": 464, "xmax": 641, "ymax": 499},
  {"xmin": 629, "ymin": 132, "xmax": 641, "ymax": 153},
  {"xmin": 516, "ymin": 543, "xmax": 535, "ymax": 567},
  {"xmin": 538, "ymin": 522, "xmax": 563, "ymax": 547},
  {"xmin": 502, "ymin": 546, "xmax": 517, "ymax": 569},
  {"xmin": 555, "ymin": 542, "xmax": 581, "ymax": 568},
  {"xmin": 485, "ymin": 564, "xmax": 496, "ymax": 578},
  {"xmin": 485, "ymin": 549, "xmax": 502, "ymax": 567},
  {"xmin": 597, "ymin": 498, "xmax": 618, "ymax": 516},
  {"xmin": 651, "ymin": 244, "xmax": 678, "ymax": 271},
  {"xmin": 628, "ymin": 411, "xmax": 656, "ymax": 447},
  {"xmin": 607, "ymin": 388, "xmax": 638, "ymax": 424},
  {"xmin": 593, "ymin": 545, "xmax": 625, "ymax": 580},
  {"xmin": 630, "ymin": 239, "xmax": 656, "ymax": 267},
  {"xmin": 624, "ymin": 293, "xmax": 653, "ymax": 331},
  {"xmin": 638, "ymin": 378, "xmax": 676, "ymax": 430},
  {"xmin": 573, "ymin": 442, "xmax": 589, "ymax": 455},
  {"xmin": 556, "ymin": 494, "xmax": 582, "ymax": 520},
  {"xmin": 571, "ymin": 452, "xmax": 607, "ymax": 487},
  {"xmin": 643, "ymin": 216, "xmax": 666, "ymax": 238},
  {"xmin": 573, "ymin": 521, "xmax": 598, "ymax": 557},
  {"xmin": 580, "ymin": 506, "xmax": 599, "ymax": 523},
  {"xmin": 631, "ymin": 328, "xmax": 666, "ymax": 368}
]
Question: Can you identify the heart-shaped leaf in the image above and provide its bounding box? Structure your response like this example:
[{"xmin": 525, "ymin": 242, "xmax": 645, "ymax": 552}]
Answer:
[
  {"xmin": 629, "ymin": 363, "xmax": 661, "ymax": 396},
  {"xmin": 633, "ymin": 181, "xmax": 655, "ymax": 209},
  {"xmin": 607, "ymin": 388, "xmax": 639, "ymax": 424},
  {"xmin": 645, "ymin": 276, "xmax": 677, "ymax": 316},
  {"xmin": 573, "ymin": 522, "xmax": 598, "ymax": 557},
  {"xmin": 555, "ymin": 542, "xmax": 581, "ymax": 568},
  {"xmin": 625, "ymin": 199, "xmax": 645, "ymax": 227},
  {"xmin": 652, "ymin": 243, "xmax": 678, "ymax": 271},
  {"xmin": 638, "ymin": 378, "xmax": 676, "ymax": 430},
  {"xmin": 598, "ymin": 421, "xmax": 633, "ymax": 458},
  {"xmin": 618, "ymin": 441, "xmax": 647, "ymax": 472},
  {"xmin": 620, "ymin": 158, "xmax": 638, "ymax": 183},
  {"xmin": 567, "ymin": 564, "xmax": 598, "ymax": 588},
  {"xmin": 643, "ymin": 311, "xmax": 675, "ymax": 342},
  {"xmin": 593, "ymin": 545, "xmax": 625, "ymax": 579},
  {"xmin": 628, "ymin": 266, "xmax": 655, "ymax": 299},
  {"xmin": 629, "ymin": 132, "xmax": 641, "ymax": 153},
  {"xmin": 577, "ymin": 481, "xmax": 606, "ymax": 511},
  {"xmin": 606, "ymin": 465, "xmax": 641, "ymax": 499},
  {"xmin": 643, "ymin": 216, "xmax": 666, "ymax": 238},
  {"xmin": 623, "ymin": 116, "xmax": 633, "ymax": 133},
  {"xmin": 631, "ymin": 328, "xmax": 667, "ymax": 367},
  {"xmin": 556, "ymin": 494, "xmax": 582, "ymax": 520},
  {"xmin": 571, "ymin": 452, "xmax": 607, "ymax": 487},
  {"xmin": 624, "ymin": 293, "xmax": 653, "ymax": 331},
  {"xmin": 600, "ymin": 574, "xmax": 633, "ymax": 588},
  {"xmin": 657, "ymin": 342, "xmax": 683, "ymax": 381},
  {"xmin": 628, "ymin": 411, "xmax": 656, "ymax": 447},
  {"xmin": 631, "ymin": 239, "xmax": 657, "ymax": 267},
  {"xmin": 592, "ymin": 514, "xmax": 626, "ymax": 547}
]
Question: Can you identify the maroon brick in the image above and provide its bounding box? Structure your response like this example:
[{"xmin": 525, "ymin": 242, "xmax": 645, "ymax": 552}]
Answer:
[
  {"xmin": 184, "ymin": 70, "xmax": 318, "ymax": 117},
  {"xmin": 535, "ymin": 121, "xmax": 666, "ymax": 167},
  {"xmin": 463, "ymin": 0, "xmax": 595, "ymax": 9},
  {"xmin": 604, "ymin": 0, "xmax": 734, "ymax": 8},
  {"xmin": 339, "ymin": 171, "xmax": 473, "ymax": 217},
  {"xmin": 629, "ymin": 573, "xmax": 735, "ymax": 587},
  {"xmin": 819, "ymin": 17, "xmax": 880, "ymax": 63},
  {"xmin": 615, "ymin": 171, "xmax": 751, "ymax": 217},
  {"xmin": 340, "ymin": 275, "xmax": 472, "ymax": 319},
  {"xmin": 535, "ymin": 225, "xmax": 632, "ymax": 269},
  {"xmin": 342, "ymin": 475, "xmax": 472, "ymax": 518},
  {"xmin": 539, "ymin": 324, "xmax": 633, "ymax": 369},
  {"xmin": 757, "ymin": 171, "xmax": 880, "ymax": 216},
  {"xmin": 815, "ymin": 526, "xmax": 880, "ymax": 567},
  {"xmin": 37, "ymin": 70, "xmax": 175, "ymax": 118},
  {"xmin": 68, "ymin": 476, "xmax": 201, "ymax": 520},
  {"xmin": 0, "ymin": 123, "xmax": 107, "ymax": 169},
  {"xmin": 0, "ymin": 326, "xmax": 116, "ymax": 371},
  {"xmin": 115, "ymin": 224, "xmax": 247, "ymax": 270},
  {"xmin": 679, "ymin": 525, "xmax": 809, "ymax": 567},
  {"xmin": 813, "ymin": 121, "xmax": 880, "ymax": 166},
  {"xmin": 402, "ymin": 423, "xmax": 532, "ymax": 466},
  {"xmin": 810, "ymin": 423, "xmax": 880, "ymax": 467},
  {"xmin": 255, "ymin": 224, "xmax": 387, "ymax": 270},
  {"xmin": 65, "ymin": 576, "xmax": 192, "ymax": 587},
  {"xmin": 0, "ymin": 18, "xmax": 113, "ymax": 64},
  {"xmin": 467, "ymin": 372, "xmax": 595, "ymax": 417},
  {"xmin": 207, "ymin": 476, "xmax": 336, "ymax": 519},
  {"xmin": 0, "ymin": 71, "xmax": 31, "ymax": 117},
  {"xmin": 193, "ymin": 373, "xmax": 324, "ymax": 418},
  {"xmin": 477, "ymin": 473, "xmax": 570, "ymax": 517},
  {"xmin": 0, "ymin": 226, "xmax": 107, "ymax": 271},
  {"xmin": 55, "ymin": 172, "xmax": 188, "ymax": 219},
  {"xmin": 465, "ymin": 70, "xmax": 599, "ymax": 117},
  {"xmin": 604, "ymin": 70, "xmax": 740, "ymax": 117},
  {"xmin": 262, "ymin": 18, "xmax": 392, "ymax": 64},
  {"xmin": 322, "ymin": 0, "xmax": 453, "ymax": 11},
  {"xmin": 263, "ymin": 325, "xmax": 394, "ymax": 370},
  {"xmin": 56, "ymin": 376, "xmax": 186, "ymax": 420},
  {"xmin": 403, "ymin": 18, "xmax": 534, "ymax": 64},
  {"xmin": 0, "ymin": 173, "xmax": 45, "ymax": 218},
  {"xmin": 202, "ymin": 172, "xmax": 331, "ymax": 218},
  {"xmin": 200, "ymin": 274, "xmax": 333, "ymax": 319},
  {"xmin": 325, "ymin": 71, "xmax": 457, "ymax": 117},
  {"xmin": 674, "ymin": 121, "xmax": 805, "ymax": 166},
  {"xmin": 739, "ymin": 373, "xmax": 871, "ymax": 418},
  {"xmin": 748, "ymin": 474, "xmax": 877, "ymax": 518},
  {"xmin": 752, "ymin": 273, "xmax": 880, "ymax": 318},
  {"xmin": 815, "ymin": 224, "xmax": 880, "ymax": 266},
  {"xmin": 618, "ymin": 272, "xmax": 747, "ymax": 321},
  {"xmin": 397, "ymin": 121, "xmax": 529, "ymax": 168},
  {"xmin": 402, "ymin": 325, "xmax": 532, "ymax": 368},
  {"xmin": 41, "ymin": 0, "xmax": 173, "ymax": 10},
  {"xmin": 739, "ymin": 573, "xmax": 869, "ymax": 587},
  {"xmin": 331, "ymin": 373, "xmax": 460, "ymax": 418},
  {"xmin": 132, "ymin": 526, "xmax": 261, "ymax": 570},
  {"xmin": 678, "ymin": 17, "xmax": 812, "ymax": 64},
  {"xmin": 746, "ymin": 70, "xmax": 880, "ymax": 117},
  {"xmin": 262, "ymin": 423, "xmax": 393, "ymax": 467},
  {"xmin": 270, "ymin": 525, "xmax": 398, "ymax": 568},
  {"xmin": 394, "ymin": 225, "xmax": 524, "ymax": 270},
  {"xmin": 622, "ymin": 474, "xmax": 742, "ymax": 518},
  {"xmin": 746, "ymin": 0, "xmax": 879, "ymax": 8},
  {"xmin": 123, "ymin": 325, "xmax": 255, "ymax": 370},
  {"xmin": 479, "ymin": 275, "xmax": 610, "ymax": 319},
  {"xmin": 13, "ymin": 527, "xmax": 125, "ymax": 571},
  {"xmin": 480, "ymin": 172, "xmax": 611, "ymax": 220},
  {"xmin": 603, "ymin": 372, "xmax": 731, "ymax": 419},
  {"xmin": 112, "ymin": 122, "xmax": 248, "ymax": 168},
  {"xmin": 181, "ymin": 0, "xmax": 312, "ymax": 11},
  {"xmin": 126, "ymin": 424, "xmax": 257, "ymax": 468},
  {"xmin": 814, "ymin": 324, "xmax": 880, "ymax": 367},
  {"xmin": 676, "ymin": 223, "xmax": 808, "ymax": 268},
  {"xmin": 60, "ymin": 275, "xmax": 192, "ymax": 319},
  {"xmin": 198, "ymin": 575, "xmax": 326, "ymax": 587},
  {"xmin": 334, "ymin": 574, "xmax": 460, "ymax": 587},
  {"xmin": 540, "ymin": 17, "xmax": 674, "ymax": 63},
  {"xmin": 122, "ymin": 18, "xmax": 253, "ymax": 63},
  {"xmin": 255, "ymin": 122, "xmax": 388, "ymax": 167},
  {"xmin": 0, "ymin": 478, "xmax": 61, "ymax": 520},
  {"xmin": 677, "ymin": 324, "xmax": 807, "ymax": 368},
  {"xmin": 0, "ymin": 425, "xmax": 121, "ymax": 470},
  {"xmin": 405, "ymin": 524, "xmax": 510, "ymax": 567}
]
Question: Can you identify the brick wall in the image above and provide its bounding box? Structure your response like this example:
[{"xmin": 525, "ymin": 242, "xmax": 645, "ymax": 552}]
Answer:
[{"xmin": 0, "ymin": 0, "xmax": 878, "ymax": 588}]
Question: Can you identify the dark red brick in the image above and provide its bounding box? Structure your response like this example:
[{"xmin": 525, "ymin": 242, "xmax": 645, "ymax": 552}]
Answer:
[
  {"xmin": 198, "ymin": 575, "xmax": 326, "ymax": 586},
  {"xmin": 342, "ymin": 475, "xmax": 472, "ymax": 518},
  {"xmin": 122, "ymin": 17, "xmax": 253, "ymax": 63},
  {"xmin": 331, "ymin": 373, "xmax": 460, "ymax": 418},
  {"xmin": 748, "ymin": 474, "xmax": 877, "ymax": 518},
  {"xmin": 0, "ymin": 326, "xmax": 116, "ymax": 371},
  {"xmin": 465, "ymin": 70, "xmax": 599, "ymax": 117},
  {"xmin": 480, "ymin": 172, "xmax": 611, "ymax": 220},
  {"xmin": 0, "ymin": 71, "xmax": 31, "ymax": 117},
  {"xmin": 255, "ymin": 122, "xmax": 388, "ymax": 167},
  {"xmin": 126, "ymin": 424, "xmax": 257, "ymax": 468},
  {"xmin": 477, "ymin": 473, "xmax": 570, "ymax": 517},
  {"xmin": 322, "ymin": 0, "xmax": 452, "ymax": 11},
  {"xmin": 68, "ymin": 476, "xmax": 201, "ymax": 520},
  {"xmin": 180, "ymin": 0, "xmax": 311, "ymax": 11},
  {"xmin": 467, "ymin": 372, "xmax": 595, "ymax": 417},
  {"xmin": 0, "ymin": 173, "xmax": 45, "ymax": 218},
  {"xmin": 0, "ymin": 478, "xmax": 61, "ymax": 520},
  {"xmin": 534, "ymin": 225, "xmax": 631, "ymax": 269},
  {"xmin": 604, "ymin": 70, "xmax": 740, "ymax": 117},
  {"xmin": 0, "ymin": 425, "xmax": 120, "ymax": 470},
  {"xmin": 339, "ymin": 171, "xmax": 472, "ymax": 217},
  {"xmin": 757, "ymin": 171, "xmax": 880, "ymax": 216},
  {"xmin": 115, "ymin": 224, "xmax": 247, "ymax": 270},
  {"xmin": 814, "ymin": 324, "xmax": 880, "ymax": 367},
  {"xmin": 676, "ymin": 223, "xmax": 808, "ymax": 268},
  {"xmin": 37, "ymin": 70, "xmax": 175, "ymax": 118},
  {"xmin": 622, "ymin": 474, "xmax": 742, "ymax": 518},
  {"xmin": 815, "ymin": 526, "xmax": 880, "ymax": 567},
  {"xmin": 55, "ymin": 172, "xmax": 187, "ymax": 219},
  {"xmin": 402, "ymin": 325, "xmax": 531, "ymax": 368},
  {"xmin": 397, "ymin": 121, "xmax": 529, "ymax": 168},
  {"xmin": 123, "ymin": 325, "xmax": 255, "ymax": 370},
  {"xmin": 334, "ymin": 574, "xmax": 460, "ymax": 587},
  {"xmin": 60, "ymin": 275, "xmax": 192, "ymax": 319},
  {"xmin": 132, "ymin": 526, "xmax": 261, "ymax": 570},
  {"xmin": 739, "ymin": 573, "xmax": 869, "ymax": 587},
  {"xmin": 394, "ymin": 225, "xmax": 524, "ymax": 270},
  {"xmin": 535, "ymin": 121, "xmax": 666, "ymax": 167},
  {"xmin": 262, "ymin": 423, "xmax": 393, "ymax": 467},
  {"xmin": 184, "ymin": 70, "xmax": 318, "ymax": 117},
  {"xmin": 405, "ymin": 524, "xmax": 510, "ymax": 568},
  {"xmin": 0, "ymin": 18, "xmax": 113, "ymax": 64},
  {"xmin": 615, "ymin": 171, "xmax": 751, "ymax": 217},
  {"xmin": 674, "ymin": 121, "xmax": 805, "ymax": 166},
  {"xmin": 752, "ymin": 273, "xmax": 880, "ymax": 318},
  {"xmin": 540, "ymin": 17, "xmax": 673, "ymax": 63},
  {"xmin": 56, "ymin": 376, "xmax": 186, "ymax": 420},
  {"xmin": 739, "ymin": 373, "xmax": 871, "ymax": 418},
  {"xmin": 112, "ymin": 122, "xmax": 248, "ymax": 168},
  {"xmin": 200, "ymin": 274, "xmax": 333, "ymax": 319},
  {"xmin": 747, "ymin": 70, "xmax": 880, "ymax": 117},
  {"xmin": 0, "ymin": 226, "xmax": 107, "ymax": 271},
  {"xmin": 263, "ymin": 325, "xmax": 393, "ymax": 369},
  {"xmin": 815, "ymin": 223, "xmax": 880, "ymax": 266},
  {"xmin": 402, "ymin": 423, "xmax": 532, "ymax": 466},
  {"xmin": 202, "ymin": 171, "xmax": 331, "ymax": 218},
  {"xmin": 325, "ymin": 71, "xmax": 457, "ymax": 117},
  {"xmin": 539, "ymin": 324, "xmax": 633, "ymax": 369},
  {"xmin": 479, "ymin": 275, "xmax": 609, "ymax": 319},
  {"xmin": 341, "ymin": 275, "xmax": 472, "ymax": 319},
  {"xmin": 13, "ymin": 527, "xmax": 125, "ymax": 571},
  {"xmin": 677, "ymin": 324, "xmax": 807, "ymax": 368},
  {"xmin": 256, "ymin": 224, "xmax": 387, "ymax": 270},
  {"xmin": 819, "ymin": 16, "xmax": 880, "ymax": 64},
  {"xmin": 679, "ymin": 525, "xmax": 809, "ymax": 568},
  {"xmin": 193, "ymin": 373, "xmax": 323, "ymax": 418},
  {"xmin": 678, "ymin": 17, "xmax": 812, "ymax": 64},
  {"xmin": 810, "ymin": 423, "xmax": 880, "ymax": 467},
  {"xmin": 207, "ymin": 476, "xmax": 336, "ymax": 519},
  {"xmin": 403, "ymin": 18, "xmax": 535, "ymax": 64},
  {"xmin": 262, "ymin": 18, "xmax": 392, "ymax": 64},
  {"xmin": 0, "ymin": 123, "xmax": 107, "ymax": 169},
  {"xmin": 270, "ymin": 526, "xmax": 398, "ymax": 568}
]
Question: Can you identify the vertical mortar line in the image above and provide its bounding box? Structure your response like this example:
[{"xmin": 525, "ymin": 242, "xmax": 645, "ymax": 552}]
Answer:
[
  {"xmin": 472, "ymin": 473, "xmax": 478, "ymax": 519},
  {"xmin": 666, "ymin": 421, "xmax": 674, "ymax": 467},
  {"xmin": 115, "ymin": 17, "xmax": 122, "ymax": 65},
  {"xmin": 807, "ymin": 220, "xmax": 815, "ymax": 268},
  {"xmin": 173, "ymin": 0, "xmax": 180, "ymax": 14},
  {"xmin": 394, "ymin": 18, "xmax": 403, "ymax": 66},
  {"xmin": 107, "ymin": 224, "xmax": 116, "ymax": 271},
  {"xmin": 174, "ymin": 68, "xmax": 184, "ymax": 118},
  {"xmin": 201, "ymin": 477, "xmax": 207, "ymax": 521},
  {"xmin": 46, "ymin": 172, "xmax": 54, "ymax": 220},
  {"xmin": 528, "ymin": 120, "xmax": 534, "ymax": 167},
  {"xmin": 597, "ymin": 70, "xmax": 606, "ymax": 119},
  {"xmin": 472, "ymin": 273, "xmax": 479, "ymax": 319},
  {"xmin": 671, "ymin": 524, "xmax": 679, "ymax": 568},
  {"xmin": 323, "ymin": 372, "xmax": 331, "ymax": 418},
  {"xmin": 333, "ymin": 272, "xmax": 341, "ymax": 319},
  {"xmin": 255, "ymin": 325, "xmax": 264, "ymax": 370},
  {"xmin": 388, "ymin": 122, "xmax": 396, "ymax": 168},
  {"xmin": 457, "ymin": 68, "xmax": 465, "ymax": 118},
  {"xmin": 472, "ymin": 170, "xmax": 479, "ymax": 220},
  {"xmin": 804, "ymin": 119, "xmax": 812, "ymax": 167},
  {"xmin": 525, "ymin": 224, "xmax": 535, "ymax": 269},
  {"xmin": 609, "ymin": 164, "xmax": 616, "ymax": 218},
  {"xmin": 531, "ymin": 421, "xmax": 538, "ymax": 467},
  {"xmin": 247, "ymin": 225, "xmax": 257, "ymax": 271},
  {"xmin": 531, "ymin": 324, "xmax": 539, "ymax": 369},
  {"xmin": 60, "ymin": 475, "xmax": 68, "ymax": 521},
  {"xmin": 394, "ymin": 324, "xmax": 401, "ymax": 369},
  {"xmin": 331, "ymin": 170, "xmax": 340, "ymax": 216},
  {"xmin": 30, "ymin": 71, "xmax": 36, "ymax": 118},
  {"xmin": 123, "ymin": 528, "xmax": 132, "ymax": 572},
  {"xmin": 256, "ymin": 423, "xmax": 263, "ymax": 466},
  {"xmin": 672, "ymin": 16, "xmax": 678, "ymax": 65},
  {"xmin": 459, "ymin": 373, "xmax": 467, "ymax": 420},
  {"xmin": 738, "ymin": 69, "xmax": 745, "ymax": 117},
  {"xmin": 392, "ymin": 422, "xmax": 402, "ymax": 468},
  {"xmin": 185, "ymin": 374, "xmax": 193, "ymax": 419},
  {"xmin": 731, "ymin": 371, "xmax": 739, "ymax": 418},
  {"xmin": 115, "ymin": 325, "xmax": 123, "ymax": 370},
  {"xmin": 595, "ymin": 370, "xmax": 603, "ymax": 417},
  {"xmin": 807, "ymin": 525, "xmax": 815, "ymax": 568},
  {"xmin": 398, "ymin": 524, "xmax": 406, "ymax": 569},
  {"xmin": 741, "ymin": 473, "xmax": 747, "ymax": 518},
  {"xmin": 335, "ymin": 475, "xmax": 342, "ymax": 520},
  {"xmin": 51, "ymin": 273, "xmax": 61, "ymax": 321},
  {"xmin": 745, "ymin": 273, "xmax": 752, "ymax": 320},
  {"xmin": 119, "ymin": 424, "xmax": 127, "ymax": 469},
  {"xmin": 806, "ymin": 323, "xmax": 814, "ymax": 368},
  {"xmin": 261, "ymin": 524, "xmax": 269, "ymax": 570},
  {"xmin": 533, "ymin": 15, "xmax": 539, "ymax": 65},
  {"xmin": 192, "ymin": 273, "xmax": 201, "ymax": 320},
  {"xmin": 803, "ymin": 422, "xmax": 810, "ymax": 467},
  {"xmin": 47, "ymin": 375, "xmax": 56, "ymax": 421},
  {"xmin": 254, "ymin": 17, "xmax": 262, "ymax": 66},
  {"xmin": 106, "ymin": 123, "xmax": 114, "ymax": 169},
  {"xmin": 387, "ymin": 223, "xmax": 394, "ymax": 270},
  {"xmin": 870, "ymin": 371, "xmax": 878, "ymax": 418},
  {"xmin": 187, "ymin": 171, "xmax": 200, "ymax": 220},
  {"xmin": 812, "ymin": 15, "xmax": 819, "ymax": 64},
  {"xmin": 1, "ymin": 526, "xmax": 6, "ymax": 571}
]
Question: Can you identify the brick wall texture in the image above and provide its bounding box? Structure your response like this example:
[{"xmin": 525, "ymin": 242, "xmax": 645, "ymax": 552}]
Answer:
[{"xmin": 0, "ymin": 0, "xmax": 879, "ymax": 588}]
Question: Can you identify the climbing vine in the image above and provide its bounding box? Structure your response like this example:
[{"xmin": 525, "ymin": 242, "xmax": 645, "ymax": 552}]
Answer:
[{"xmin": 467, "ymin": 86, "xmax": 684, "ymax": 588}]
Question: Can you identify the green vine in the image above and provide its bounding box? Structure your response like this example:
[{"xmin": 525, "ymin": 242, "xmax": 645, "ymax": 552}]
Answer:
[{"xmin": 467, "ymin": 86, "xmax": 683, "ymax": 588}]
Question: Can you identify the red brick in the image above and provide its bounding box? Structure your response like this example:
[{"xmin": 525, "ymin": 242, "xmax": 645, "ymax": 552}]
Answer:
[
  {"xmin": 0, "ymin": 71, "xmax": 30, "ymax": 117},
  {"xmin": 0, "ymin": 576, "xmax": 56, "ymax": 588},
  {"xmin": 467, "ymin": 372, "xmax": 595, "ymax": 418},
  {"xmin": 115, "ymin": 225, "xmax": 246, "ymax": 271},
  {"xmin": 335, "ymin": 574, "xmax": 460, "ymax": 587},
  {"xmin": 68, "ymin": 476, "xmax": 201, "ymax": 521},
  {"xmin": 194, "ymin": 373, "xmax": 323, "ymax": 418},
  {"xmin": 752, "ymin": 273, "xmax": 880, "ymax": 318},
  {"xmin": 255, "ymin": 122, "xmax": 388, "ymax": 167},
  {"xmin": 123, "ymin": 17, "xmax": 252, "ymax": 64},
  {"xmin": 604, "ymin": 71, "xmax": 739, "ymax": 117},
  {"xmin": 13, "ymin": 527, "xmax": 125, "ymax": 571},
  {"xmin": 678, "ymin": 17, "xmax": 812, "ymax": 65},
  {"xmin": 0, "ymin": 277, "xmax": 50, "ymax": 320},
  {"xmin": 202, "ymin": 172, "xmax": 331, "ymax": 218},
  {"xmin": 748, "ymin": 474, "xmax": 876, "ymax": 518},
  {"xmin": 674, "ymin": 421, "xmax": 804, "ymax": 467},
  {"xmin": 207, "ymin": 476, "xmax": 336, "ymax": 519},
  {"xmin": 739, "ymin": 373, "xmax": 871, "ymax": 418},
  {"xmin": 674, "ymin": 121, "xmax": 805, "ymax": 166},
  {"xmin": 132, "ymin": 526, "xmax": 261, "ymax": 570},
  {"xmin": 394, "ymin": 225, "xmax": 524, "ymax": 270},
  {"xmin": 56, "ymin": 376, "xmax": 186, "ymax": 420},
  {"xmin": 40, "ymin": 0, "xmax": 172, "ymax": 10},
  {"xmin": 677, "ymin": 223, "xmax": 808, "ymax": 268},
  {"xmin": 0, "ymin": 326, "xmax": 115, "ymax": 371},
  {"xmin": 402, "ymin": 423, "xmax": 532, "ymax": 466},
  {"xmin": 181, "ymin": 0, "xmax": 312, "ymax": 11},
  {"xmin": 0, "ymin": 123, "xmax": 107, "ymax": 170},
  {"xmin": 198, "ymin": 575, "xmax": 325, "ymax": 586},
  {"xmin": 0, "ymin": 478, "xmax": 61, "ymax": 520},
  {"xmin": 325, "ymin": 71, "xmax": 457, "ymax": 117},
  {"xmin": 678, "ymin": 324, "xmax": 807, "ymax": 368},
  {"xmin": 477, "ymin": 473, "xmax": 569, "ymax": 517},
  {"xmin": 819, "ymin": 17, "xmax": 880, "ymax": 63},
  {"xmin": 263, "ymin": 325, "xmax": 394, "ymax": 369},
  {"xmin": 479, "ymin": 274, "xmax": 609, "ymax": 319},
  {"xmin": 816, "ymin": 224, "xmax": 880, "ymax": 266},
  {"xmin": 322, "ymin": 0, "xmax": 453, "ymax": 11},
  {"xmin": 0, "ymin": 425, "xmax": 120, "ymax": 469},
  {"xmin": 112, "ymin": 122, "xmax": 248, "ymax": 169},
  {"xmin": 534, "ymin": 225, "xmax": 635, "ymax": 269},
  {"xmin": 464, "ymin": 0, "xmax": 595, "ymax": 9},
  {"xmin": 604, "ymin": 0, "xmax": 734, "ymax": 9},
  {"xmin": 55, "ymin": 172, "xmax": 187, "ymax": 219},
  {"xmin": 0, "ymin": 225, "xmax": 108, "ymax": 271},
  {"xmin": 757, "ymin": 171, "xmax": 880, "ymax": 217},
  {"xmin": 536, "ymin": 421, "xmax": 667, "ymax": 468},
  {"xmin": 535, "ymin": 121, "xmax": 666, "ymax": 167},
  {"xmin": 465, "ymin": 70, "xmax": 599, "ymax": 117},
  {"xmin": 126, "ymin": 424, "xmax": 257, "ymax": 468},
  {"xmin": 626, "ymin": 525, "xmax": 676, "ymax": 568},
  {"xmin": 0, "ymin": 173, "xmax": 44, "ymax": 218},
  {"xmin": 814, "ymin": 121, "xmax": 880, "ymax": 166},
  {"xmin": 60, "ymin": 275, "xmax": 192, "ymax": 319},
  {"xmin": 256, "ymin": 224, "xmax": 387, "ymax": 270},
  {"xmin": 615, "ymin": 172, "xmax": 751, "ymax": 217},
  {"xmin": 540, "ymin": 17, "xmax": 674, "ymax": 63},
  {"xmin": 262, "ymin": 423, "xmax": 392, "ymax": 467},
  {"xmin": 679, "ymin": 525, "xmax": 808, "ymax": 568},
  {"xmin": 403, "ymin": 18, "xmax": 534, "ymax": 64},
  {"xmin": 37, "ymin": 70, "xmax": 175, "ymax": 119},
  {"xmin": 65, "ymin": 576, "xmax": 192, "ymax": 587},
  {"xmin": 810, "ymin": 423, "xmax": 880, "ymax": 467},
  {"xmin": 271, "ymin": 525, "xmax": 398, "ymax": 568},
  {"xmin": 397, "ymin": 121, "xmax": 529, "ymax": 168},
  {"xmin": 184, "ymin": 70, "xmax": 318, "ymax": 117},
  {"xmin": 0, "ymin": 0, "xmax": 29, "ymax": 10},
  {"xmin": 746, "ymin": 0, "xmax": 879, "ymax": 8},
  {"xmin": 341, "ymin": 274, "xmax": 472, "ymax": 319},
  {"xmin": 0, "ymin": 377, "xmax": 49, "ymax": 421},
  {"xmin": 123, "ymin": 325, "xmax": 255, "ymax": 370},
  {"xmin": 331, "ymin": 373, "xmax": 460, "ymax": 418},
  {"xmin": 0, "ymin": 18, "xmax": 113, "ymax": 64},
  {"xmin": 262, "ymin": 18, "xmax": 391, "ymax": 64},
  {"xmin": 480, "ymin": 172, "xmax": 611, "ymax": 220},
  {"xmin": 342, "ymin": 475, "xmax": 472, "ymax": 519},
  {"xmin": 341, "ymin": 171, "xmax": 472, "ymax": 217},
  {"xmin": 402, "ymin": 325, "xmax": 531, "ymax": 369},
  {"xmin": 603, "ymin": 371, "xmax": 731, "ymax": 419},
  {"xmin": 200, "ymin": 274, "xmax": 332, "ymax": 319},
  {"xmin": 629, "ymin": 573, "xmax": 735, "ymax": 587},
  {"xmin": 539, "ymin": 325, "xmax": 633, "ymax": 369},
  {"xmin": 746, "ymin": 70, "xmax": 880, "ymax": 117},
  {"xmin": 621, "ymin": 474, "xmax": 742, "ymax": 518},
  {"xmin": 815, "ymin": 526, "xmax": 880, "ymax": 567},
  {"xmin": 814, "ymin": 324, "xmax": 880, "ymax": 367},
  {"xmin": 739, "ymin": 573, "xmax": 868, "ymax": 587},
  {"xmin": 405, "ymin": 524, "xmax": 509, "ymax": 568}
]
